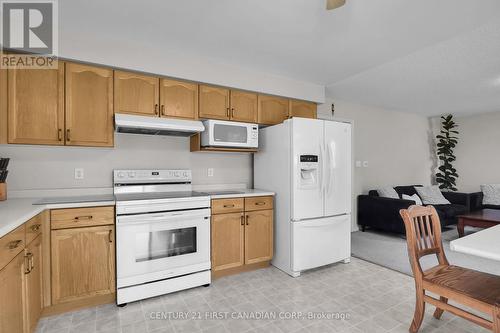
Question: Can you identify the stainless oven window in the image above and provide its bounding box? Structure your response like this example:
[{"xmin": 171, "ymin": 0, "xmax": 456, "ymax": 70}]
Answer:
[
  {"xmin": 135, "ymin": 227, "xmax": 197, "ymax": 262},
  {"xmin": 214, "ymin": 124, "xmax": 247, "ymax": 143}
]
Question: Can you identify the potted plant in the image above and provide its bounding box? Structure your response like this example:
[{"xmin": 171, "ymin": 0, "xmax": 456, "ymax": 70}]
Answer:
[{"xmin": 436, "ymin": 114, "xmax": 459, "ymax": 191}]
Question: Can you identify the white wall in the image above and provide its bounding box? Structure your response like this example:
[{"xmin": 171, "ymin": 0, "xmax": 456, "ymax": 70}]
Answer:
[
  {"xmin": 0, "ymin": 134, "xmax": 252, "ymax": 192},
  {"xmin": 318, "ymin": 99, "xmax": 434, "ymax": 229},
  {"xmin": 431, "ymin": 111, "xmax": 500, "ymax": 192}
]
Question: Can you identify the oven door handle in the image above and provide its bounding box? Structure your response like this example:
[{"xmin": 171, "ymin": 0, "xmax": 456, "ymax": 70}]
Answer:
[{"xmin": 117, "ymin": 211, "xmax": 210, "ymax": 225}]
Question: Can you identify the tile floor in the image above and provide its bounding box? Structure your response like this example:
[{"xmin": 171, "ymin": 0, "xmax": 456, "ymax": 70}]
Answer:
[{"xmin": 36, "ymin": 258, "xmax": 489, "ymax": 333}]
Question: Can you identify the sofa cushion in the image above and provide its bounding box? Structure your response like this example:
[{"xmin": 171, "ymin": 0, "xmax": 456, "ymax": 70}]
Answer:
[
  {"xmin": 433, "ymin": 204, "xmax": 468, "ymax": 219},
  {"xmin": 483, "ymin": 204, "xmax": 500, "ymax": 210},
  {"xmin": 481, "ymin": 184, "xmax": 500, "ymax": 206},
  {"xmin": 377, "ymin": 187, "xmax": 400, "ymax": 199},
  {"xmin": 395, "ymin": 185, "xmax": 422, "ymax": 197},
  {"xmin": 402, "ymin": 194, "xmax": 423, "ymax": 205},
  {"xmin": 416, "ymin": 186, "xmax": 450, "ymax": 205}
]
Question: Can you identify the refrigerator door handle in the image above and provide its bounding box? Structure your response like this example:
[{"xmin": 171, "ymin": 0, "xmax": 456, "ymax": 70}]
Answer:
[
  {"xmin": 320, "ymin": 143, "xmax": 326, "ymax": 194},
  {"xmin": 327, "ymin": 142, "xmax": 335, "ymax": 195}
]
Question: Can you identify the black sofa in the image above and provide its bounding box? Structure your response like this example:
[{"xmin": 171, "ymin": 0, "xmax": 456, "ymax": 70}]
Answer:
[
  {"xmin": 469, "ymin": 192, "xmax": 500, "ymax": 211},
  {"xmin": 358, "ymin": 185, "xmax": 474, "ymax": 234}
]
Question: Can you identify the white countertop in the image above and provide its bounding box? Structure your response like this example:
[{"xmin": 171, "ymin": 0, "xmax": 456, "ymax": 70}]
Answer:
[
  {"xmin": 450, "ymin": 225, "xmax": 500, "ymax": 261},
  {"xmin": 0, "ymin": 196, "xmax": 116, "ymax": 238},
  {"xmin": 0, "ymin": 188, "xmax": 273, "ymax": 238}
]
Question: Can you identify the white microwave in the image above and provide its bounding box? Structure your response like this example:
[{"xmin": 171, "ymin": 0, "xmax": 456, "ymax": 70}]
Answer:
[{"xmin": 201, "ymin": 120, "xmax": 258, "ymax": 148}]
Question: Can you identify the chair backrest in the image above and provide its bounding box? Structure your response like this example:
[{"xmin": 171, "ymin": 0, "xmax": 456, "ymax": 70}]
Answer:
[{"xmin": 400, "ymin": 205, "xmax": 449, "ymax": 279}]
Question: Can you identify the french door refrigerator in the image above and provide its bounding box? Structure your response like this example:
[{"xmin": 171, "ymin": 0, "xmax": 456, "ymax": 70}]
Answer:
[{"xmin": 254, "ymin": 117, "xmax": 352, "ymax": 277}]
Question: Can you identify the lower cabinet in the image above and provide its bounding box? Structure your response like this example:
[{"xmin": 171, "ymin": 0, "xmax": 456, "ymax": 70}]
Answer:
[
  {"xmin": 51, "ymin": 225, "xmax": 115, "ymax": 304},
  {"xmin": 0, "ymin": 251, "xmax": 25, "ymax": 333},
  {"xmin": 24, "ymin": 235, "xmax": 43, "ymax": 333},
  {"xmin": 211, "ymin": 196, "xmax": 273, "ymax": 278}
]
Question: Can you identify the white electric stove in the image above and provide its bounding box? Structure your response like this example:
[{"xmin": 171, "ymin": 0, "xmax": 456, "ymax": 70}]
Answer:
[{"xmin": 114, "ymin": 169, "xmax": 211, "ymax": 305}]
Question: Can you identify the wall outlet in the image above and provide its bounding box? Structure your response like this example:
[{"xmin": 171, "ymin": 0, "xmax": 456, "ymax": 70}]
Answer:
[
  {"xmin": 362, "ymin": 161, "xmax": 369, "ymax": 168},
  {"xmin": 207, "ymin": 168, "xmax": 214, "ymax": 177},
  {"xmin": 74, "ymin": 168, "xmax": 84, "ymax": 180}
]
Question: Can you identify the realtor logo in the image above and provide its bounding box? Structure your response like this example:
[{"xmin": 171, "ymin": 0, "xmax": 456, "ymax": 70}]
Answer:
[{"xmin": 1, "ymin": 0, "xmax": 58, "ymax": 68}]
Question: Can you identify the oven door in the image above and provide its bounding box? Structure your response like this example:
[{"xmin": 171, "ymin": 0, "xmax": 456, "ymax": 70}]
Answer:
[
  {"xmin": 116, "ymin": 208, "xmax": 210, "ymax": 288},
  {"xmin": 204, "ymin": 121, "xmax": 255, "ymax": 148}
]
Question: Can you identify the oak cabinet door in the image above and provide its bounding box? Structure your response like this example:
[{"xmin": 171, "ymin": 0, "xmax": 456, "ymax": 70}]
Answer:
[
  {"xmin": 199, "ymin": 85, "xmax": 230, "ymax": 120},
  {"xmin": 289, "ymin": 100, "xmax": 317, "ymax": 119},
  {"xmin": 244, "ymin": 210, "xmax": 273, "ymax": 265},
  {"xmin": 51, "ymin": 225, "xmax": 115, "ymax": 304},
  {"xmin": 25, "ymin": 235, "xmax": 43, "ymax": 333},
  {"xmin": 65, "ymin": 63, "xmax": 114, "ymax": 147},
  {"xmin": 8, "ymin": 66, "xmax": 65, "ymax": 145},
  {"xmin": 230, "ymin": 90, "xmax": 257, "ymax": 123},
  {"xmin": 211, "ymin": 213, "xmax": 244, "ymax": 271},
  {"xmin": 160, "ymin": 79, "xmax": 198, "ymax": 120},
  {"xmin": 257, "ymin": 95, "xmax": 289, "ymax": 125},
  {"xmin": 0, "ymin": 252, "xmax": 25, "ymax": 333},
  {"xmin": 114, "ymin": 71, "xmax": 159, "ymax": 117}
]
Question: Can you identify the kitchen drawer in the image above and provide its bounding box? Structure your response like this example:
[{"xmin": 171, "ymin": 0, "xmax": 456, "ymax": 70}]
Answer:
[
  {"xmin": 25, "ymin": 213, "xmax": 43, "ymax": 245},
  {"xmin": 51, "ymin": 206, "xmax": 114, "ymax": 230},
  {"xmin": 211, "ymin": 198, "xmax": 244, "ymax": 214},
  {"xmin": 0, "ymin": 224, "xmax": 25, "ymax": 270},
  {"xmin": 244, "ymin": 196, "xmax": 273, "ymax": 211}
]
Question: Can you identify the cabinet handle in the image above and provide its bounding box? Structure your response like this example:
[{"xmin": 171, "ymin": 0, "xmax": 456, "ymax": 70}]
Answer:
[
  {"xmin": 30, "ymin": 224, "xmax": 41, "ymax": 232},
  {"xmin": 255, "ymin": 202, "xmax": 266, "ymax": 206},
  {"xmin": 30, "ymin": 253, "xmax": 34, "ymax": 271},
  {"xmin": 8, "ymin": 240, "xmax": 22, "ymax": 250},
  {"xmin": 154, "ymin": 104, "xmax": 159, "ymax": 115},
  {"xmin": 58, "ymin": 129, "xmax": 63, "ymax": 141},
  {"xmin": 66, "ymin": 129, "xmax": 71, "ymax": 141},
  {"xmin": 108, "ymin": 229, "xmax": 113, "ymax": 243},
  {"xmin": 161, "ymin": 105, "xmax": 165, "ymax": 116},
  {"xmin": 223, "ymin": 204, "xmax": 235, "ymax": 208},
  {"xmin": 245, "ymin": 215, "xmax": 249, "ymax": 225},
  {"xmin": 226, "ymin": 108, "xmax": 230, "ymax": 117},
  {"xmin": 240, "ymin": 215, "xmax": 245, "ymax": 226},
  {"xmin": 231, "ymin": 108, "xmax": 235, "ymax": 118},
  {"xmin": 24, "ymin": 252, "xmax": 33, "ymax": 274},
  {"xmin": 74, "ymin": 215, "xmax": 93, "ymax": 221}
]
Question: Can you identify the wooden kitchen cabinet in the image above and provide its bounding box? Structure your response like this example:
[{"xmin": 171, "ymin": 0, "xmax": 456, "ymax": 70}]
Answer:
[
  {"xmin": 0, "ymin": 54, "xmax": 7, "ymax": 144},
  {"xmin": 211, "ymin": 196, "xmax": 273, "ymax": 278},
  {"xmin": 51, "ymin": 225, "xmax": 115, "ymax": 305},
  {"xmin": 24, "ymin": 235, "xmax": 43, "ymax": 333},
  {"xmin": 0, "ymin": 251, "xmax": 25, "ymax": 333},
  {"xmin": 199, "ymin": 85, "xmax": 230, "ymax": 120},
  {"xmin": 230, "ymin": 90, "xmax": 258, "ymax": 123},
  {"xmin": 114, "ymin": 71, "xmax": 159, "ymax": 117},
  {"xmin": 257, "ymin": 95, "xmax": 289, "ymax": 125},
  {"xmin": 289, "ymin": 100, "xmax": 317, "ymax": 119},
  {"xmin": 244, "ymin": 210, "xmax": 273, "ymax": 265},
  {"xmin": 211, "ymin": 213, "xmax": 245, "ymax": 272},
  {"xmin": 65, "ymin": 63, "xmax": 114, "ymax": 147},
  {"xmin": 7, "ymin": 66, "xmax": 65, "ymax": 145},
  {"xmin": 160, "ymin": 78, "xmax": 198, "ymax": 119}
]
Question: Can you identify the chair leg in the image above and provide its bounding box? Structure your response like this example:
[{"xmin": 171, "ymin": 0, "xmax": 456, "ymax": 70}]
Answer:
[
  {"xmin": 433, "ymin": 297, "xmax": 447, "ymax": 319},
  {"xmin": 494, "ymin": 304, "xmax": 500, "ymax": 333},
  {"xmin": 410, "ymin": 291, "xmax": 426, "ymax": 333}
]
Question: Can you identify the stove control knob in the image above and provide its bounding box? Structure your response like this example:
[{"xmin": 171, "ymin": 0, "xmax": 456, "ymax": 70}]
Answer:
[
  {"xmin": 173, "ymin": 171, "xmax": 180, "ymax": 177},
  {"xmin": 117, "ymin": 172, "xmax": 125, "ymax": 178},
  {"xmin": 182, "ymin": 171, "xmax": 188, "ymax": 178},
  {"xmin": 128, "ymin": 172, "xmax": 136, "ymax": 178}
]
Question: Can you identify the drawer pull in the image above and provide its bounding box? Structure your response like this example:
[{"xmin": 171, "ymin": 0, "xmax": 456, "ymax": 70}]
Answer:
[
  {"xmin": 245, "ymin": 215, "xmax": 249, "ymax": 225},
  {"xmin": 74, "ymin": 215, "xmax": 93, "ymax": 221},
  {"xmin": 108, "ymin": 230, "xmax": 113, "ymax": 243},
  {"xmin": 255, "ymin": 202, "xmax": 266, "ymax": 206},
  {"xmin": 8, "ymin": 240, "xmax": 22, "ymax": 250},
  {"xmin": 30, "ymin": 224, "xmax": 41, "ymax": 232},
  {"xmin": 223, "ymin": 204, "xmax": 235, "ymax": 208},
  {"xmin": 240, "ymin": 215, "xmax": 245, "ymax": 226}
]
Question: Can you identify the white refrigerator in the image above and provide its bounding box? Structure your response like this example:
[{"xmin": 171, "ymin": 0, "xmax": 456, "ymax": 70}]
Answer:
[{"xmin": 254, "ymin": 117, "xmax": 352, "ymax": 277}]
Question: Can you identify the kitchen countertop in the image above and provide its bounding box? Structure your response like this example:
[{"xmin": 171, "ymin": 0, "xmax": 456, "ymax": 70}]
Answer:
[
  {"xmin": 0, "ymin": 195, "xmax": 116, "ymax": 238},
  {"xmin": 0, "ymin": 189, "xmax": 274, "ymax": 238}
]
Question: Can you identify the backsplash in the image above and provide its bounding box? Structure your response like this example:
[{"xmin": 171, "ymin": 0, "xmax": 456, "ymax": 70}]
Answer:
[{"xmin": 0, "ymin": 133, "xmax": 252, "ymax": 191}]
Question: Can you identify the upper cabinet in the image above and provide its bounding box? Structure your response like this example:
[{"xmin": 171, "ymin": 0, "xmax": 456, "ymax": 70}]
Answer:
[
  {"xmin": 198, "ymin": 85, "xmax": 230, "ymax": 120},
  {"xmin": 7, "ymin": 66, "xmax": 65, "ymax": 145},
  {"xmin": 199, "ymin": 85, "xmax": 258, "ymax": 123},
  {"xmin": 65, "ymin": 63, "xmax": 114, "ymax": 147},
  {"xmin": 160, "ymin": 79, "xmax": 198, "ymax": 120},
  {"xmin": 257, "ymin": 95, "xmax": 289, "ymax": 126},
  {"xmin": 230, "ymin": 90, "xmax": 258, "ymax": 123},
  {"xmin": 289, "ymin": 100, "xmax": 317, "ymax": 119},
  {"xmin": 114, "ymin": 71, "xmax": 159, "ymax": 117}
]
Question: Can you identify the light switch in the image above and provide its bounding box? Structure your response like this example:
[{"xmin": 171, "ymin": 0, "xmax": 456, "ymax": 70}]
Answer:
[
  {"xmin": 355, "ymin": 161, "xmax": 362, "ymax": 168},
  {"xmin": 207, "ymin": 168, "xmax": 214, "ymax": 177}
]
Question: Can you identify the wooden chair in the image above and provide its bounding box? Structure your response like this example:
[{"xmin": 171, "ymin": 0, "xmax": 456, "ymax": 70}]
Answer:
[{"xmin": 400, "ymin": 205, "xmax": 500, "ymax": 333}]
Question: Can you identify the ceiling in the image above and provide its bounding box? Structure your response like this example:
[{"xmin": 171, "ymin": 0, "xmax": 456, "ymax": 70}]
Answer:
[{"xmin": 59, "ymin": 0, "xmax": 500, "ymax": 116}]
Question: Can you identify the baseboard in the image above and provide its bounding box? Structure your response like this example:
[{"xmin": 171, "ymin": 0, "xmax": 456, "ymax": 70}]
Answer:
[
  {"xmin": 42, "ymin": 293, "xmax": 116, "ymax": 317},
  {"xmin": 212, "ymin": 261, "xmax": 270, "ymax": 279}
]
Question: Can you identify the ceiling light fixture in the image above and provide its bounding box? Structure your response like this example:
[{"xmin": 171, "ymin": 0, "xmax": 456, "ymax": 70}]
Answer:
[{"xmin": 326, "ymin": 0, "xmax": 346, "ymax": 10}]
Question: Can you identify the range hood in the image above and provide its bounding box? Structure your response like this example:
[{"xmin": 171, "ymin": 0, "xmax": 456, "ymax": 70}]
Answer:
[{"xmin": 115, "ymin": 113, "xmax": 204, "ymax": 137}]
